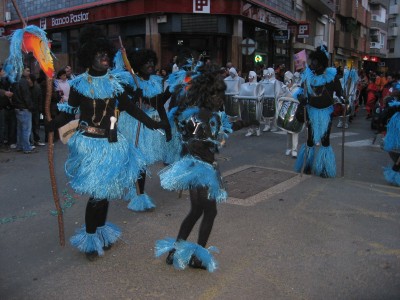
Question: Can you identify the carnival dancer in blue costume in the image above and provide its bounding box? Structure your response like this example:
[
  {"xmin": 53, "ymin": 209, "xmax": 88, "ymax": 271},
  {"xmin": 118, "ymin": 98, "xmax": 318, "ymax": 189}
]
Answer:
[
  {"xmin": 154, "ymin": 64, "xmax": 235, "ymax": 272},
  {"xmin": 116, "ymin": 48, "xmax": 172, "ymax": 212},
  {"xmin": 163, "ymin": 55, "xmax": 205, "ymax": 165},
  {"xmin": 383, "ymin": 91, "xmax": 400, "ymax": 185},
  {"xmin": 294, "ymin": 45, "xmax": 343, "ymax": 178},
  {"xmin": 47, "ymin": 25, "xmax": 167, "ymax": 261}
]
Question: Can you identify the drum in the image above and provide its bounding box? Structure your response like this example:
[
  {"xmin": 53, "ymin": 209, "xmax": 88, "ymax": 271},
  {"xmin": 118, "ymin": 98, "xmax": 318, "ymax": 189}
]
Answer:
[
  {"xmin": 224, "ymin": 79, "xmax": 240, "ymax": 95},
  {"xmin": 238, "ymin": 83, "xmax": 264, "ymax": 97},
  {"xmin": 333, "ymin": 100, "xmax": 352, "ymax": 117},
  {"xmin": 224, "ymin": 94, "xmax": 240, "ymax": 117},
  {"xmin": 276, "ymin": 97, "xmax": 304, "ymax": 133},
  {"xmin": 238, "ymin": 97, "xmax": 262, "ymax": 123},
  {"xmin": 262, "ymin": 97, "xmax": 276, "ymax": 118}
]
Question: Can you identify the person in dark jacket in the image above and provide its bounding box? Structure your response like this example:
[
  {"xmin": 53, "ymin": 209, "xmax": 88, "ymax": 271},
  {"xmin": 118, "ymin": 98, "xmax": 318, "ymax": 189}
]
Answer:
[
  {"xmin": 13, "ymin": 66, "xmax": 37, "ymax": 153},
  {"xmin": 27, "ymin": 74, "xmax": 45, "ymax": 146}
]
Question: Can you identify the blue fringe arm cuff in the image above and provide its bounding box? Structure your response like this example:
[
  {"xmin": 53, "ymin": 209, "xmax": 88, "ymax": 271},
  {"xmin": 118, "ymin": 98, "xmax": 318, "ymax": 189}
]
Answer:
[{"xmin": 57, "ymin": 103, "xmax": 80, "ymax": 115}]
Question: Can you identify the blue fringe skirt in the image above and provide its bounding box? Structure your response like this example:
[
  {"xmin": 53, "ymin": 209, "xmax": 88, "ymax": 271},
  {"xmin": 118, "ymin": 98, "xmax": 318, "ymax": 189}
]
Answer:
[
  {"xmin": 163, "ymin": 121, "xmax": 182, "ymax": 164},
  {"xmin": 307, "ymin": 105, "xmax": 333, "ymax": 144},
  {"xmin": 158, "ymin": 155, "xmax": 227, "ymax": 203},
  {"xmin": 65, "ymin": 131, "xmax": 146, "ymax": 201},
  {"xmin": 118, "ymin": 109, "xmax": 167, "ymax": 165}
]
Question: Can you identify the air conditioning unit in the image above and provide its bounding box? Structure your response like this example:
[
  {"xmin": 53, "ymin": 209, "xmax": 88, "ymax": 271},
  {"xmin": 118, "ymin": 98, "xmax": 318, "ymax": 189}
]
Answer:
[
  {"xmin": 370, "ymin": 42, "xmax": 379, "ymax": 48},
  {"xmin": 372, "ymin": 15, "xmax": 379, "ymax": 21}
]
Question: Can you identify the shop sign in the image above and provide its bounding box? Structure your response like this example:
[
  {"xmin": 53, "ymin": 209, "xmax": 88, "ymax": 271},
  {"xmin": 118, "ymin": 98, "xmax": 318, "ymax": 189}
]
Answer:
[
  {"xmin": 44, "ymin": 11, "xmax": 90, "ymax": 29},
  {"xmin": 297, "ymin": 23, "xmax": 309, "ymax": 38},
  {"xmin": 193, "ymin": 0, "xmax": 210, "ymax": 14},
  {"xmin": 273, "ymin": 30, "xmax": 289, "ymax": 40},
  {"xmin": 242, "ymin": 3, "xmax": 288, "ymax": 29}
]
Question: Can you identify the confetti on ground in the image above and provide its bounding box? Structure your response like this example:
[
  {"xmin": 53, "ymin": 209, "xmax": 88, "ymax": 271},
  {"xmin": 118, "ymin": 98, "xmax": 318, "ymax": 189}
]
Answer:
[
  {"xmin": 0, "ymin": 211, "xmax": 37, "ymax": 225},
  {"xmin": 50, "ymin": 189, "xmax": 78, "ymax": 216}
]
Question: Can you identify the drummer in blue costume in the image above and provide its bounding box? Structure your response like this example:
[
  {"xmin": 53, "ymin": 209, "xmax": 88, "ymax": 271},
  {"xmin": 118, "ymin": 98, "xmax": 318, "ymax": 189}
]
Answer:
[
  {"xmin": 294, "ymin": 45, "xmax": 343, "ymax": 178},
  {"xmin": 154, "ymin": 64, "xmax": 234, "ymax": 272},
  {"xmin": 48, "ymin": 25, "xmax": 167, "ymax": 260},
  {"xmin": 116, "ymin": 48, "xmax": 172, "ymax": 212}
]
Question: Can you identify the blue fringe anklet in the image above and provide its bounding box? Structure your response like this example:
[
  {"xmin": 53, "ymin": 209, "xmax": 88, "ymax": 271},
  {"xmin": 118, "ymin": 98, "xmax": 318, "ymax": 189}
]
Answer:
[{"xmin": 127, "ymin": 193, "xmax": 156, "ymax": 211}]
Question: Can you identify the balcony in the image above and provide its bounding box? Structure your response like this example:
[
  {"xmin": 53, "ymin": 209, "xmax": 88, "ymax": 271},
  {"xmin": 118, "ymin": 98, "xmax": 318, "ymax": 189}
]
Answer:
[
  {"xmin": 370, "ymin": 42, "xmax": 382, "ymax": 49},
  {"xmin": 389, "ymin": 26, "xmax": 398, "ymax": 36},
  {"xmin": 371, "ymin": 15, "xmax": 383, "ymax": 22},
  {"xmin": 371, "ymin": 20, "xmax": 387, "ymax": 31},
  {"xmin": 337, "ymin": 0, "xmax": 369, "ymax": 25},
  {"xmin": 303, "ymin": 0, "xmax": 335, "ymax": 16},
  {"xmin": 389, "ymin": 4, "xmax": 399, "ymax": 15},
  {"xmin": 334, "ymin": 30, "xmax": 360, "ymax": 51}
]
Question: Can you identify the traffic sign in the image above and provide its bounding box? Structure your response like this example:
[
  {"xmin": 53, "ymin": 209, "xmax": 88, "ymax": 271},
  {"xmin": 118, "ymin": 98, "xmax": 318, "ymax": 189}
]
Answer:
[{"xmin": 241, "ymin": 38, "xmax": 256, "ymax": 55}]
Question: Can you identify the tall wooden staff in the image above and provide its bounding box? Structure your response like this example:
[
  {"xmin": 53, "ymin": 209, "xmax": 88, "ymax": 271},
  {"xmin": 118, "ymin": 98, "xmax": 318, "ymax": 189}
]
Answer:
[
  {"xmin": 11, "ymin": 0, "xmax": 64, "ymax": 246},
  {"xmin": 45, "ymin": 77, "xmax": 65, "ymax": 246}
]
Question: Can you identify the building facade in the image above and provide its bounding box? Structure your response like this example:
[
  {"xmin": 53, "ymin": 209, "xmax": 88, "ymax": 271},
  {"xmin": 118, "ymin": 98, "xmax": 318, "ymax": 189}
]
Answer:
[{"xmin": 1, "ymin": 0, "xmax": 306, "ymax": 76}]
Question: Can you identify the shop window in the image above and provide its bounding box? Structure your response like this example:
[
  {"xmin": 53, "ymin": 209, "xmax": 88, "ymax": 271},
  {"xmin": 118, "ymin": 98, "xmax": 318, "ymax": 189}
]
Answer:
[{"xmin": 50, "ymin": 32, "xmax": 62, "ymax": 53}]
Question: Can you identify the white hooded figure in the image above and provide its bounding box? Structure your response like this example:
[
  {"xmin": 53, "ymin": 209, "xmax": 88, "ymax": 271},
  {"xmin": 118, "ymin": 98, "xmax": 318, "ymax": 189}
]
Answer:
[
  {"xmin": 260, "ymin": 68, "xmax": 283, "ymax": 132},
  {"xmin": 224, "ymin": 67, "xmax": 244, "ymax": 95},
  {"xmin": 277, "ymin": 71, "xmax": 302, "ymax": 158},
  {"xmin": 242, "ymin": 71, "xmax": 263, "ymax": 137},
  {"xmin": 224, "ymin": 67, "xmax": 243, "ymax": 118}
]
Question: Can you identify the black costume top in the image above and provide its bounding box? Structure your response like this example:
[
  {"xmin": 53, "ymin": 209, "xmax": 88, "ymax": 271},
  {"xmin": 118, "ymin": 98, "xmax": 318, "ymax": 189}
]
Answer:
[{"xmin": 56, "ymin": 68, "xmax": 162, "ymax": 137}]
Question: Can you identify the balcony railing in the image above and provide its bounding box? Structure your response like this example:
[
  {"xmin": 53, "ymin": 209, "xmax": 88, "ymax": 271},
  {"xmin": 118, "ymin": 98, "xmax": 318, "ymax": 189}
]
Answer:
[{"xmin": 303, "ymin": 0, "xmax": 335, "ymax": 15}]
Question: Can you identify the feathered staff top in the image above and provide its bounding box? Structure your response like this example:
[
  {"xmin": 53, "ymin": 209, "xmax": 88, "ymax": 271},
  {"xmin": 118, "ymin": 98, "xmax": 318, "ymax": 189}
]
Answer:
[{"xmin": 3, "ymin": 25, "xmax": 54, "ymax": 83}]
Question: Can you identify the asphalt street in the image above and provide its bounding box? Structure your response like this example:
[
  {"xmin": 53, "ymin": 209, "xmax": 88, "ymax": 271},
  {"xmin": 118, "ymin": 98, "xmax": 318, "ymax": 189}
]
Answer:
[{"xmin": 0, "ymin": 107, "xmax": 399, "ymax": 300}]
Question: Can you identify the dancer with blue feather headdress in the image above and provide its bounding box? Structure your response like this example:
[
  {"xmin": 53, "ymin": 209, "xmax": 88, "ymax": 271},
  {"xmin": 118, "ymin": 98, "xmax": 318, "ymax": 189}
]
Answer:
[
  {"xmin": 115, "ymin": 48, "xmax": 172, "ymax": 212},
  {"xmin": 47, "ymin": 25, "xmax": 168, "ymax": 261},
  {"xmin": 294, "ymin": 45, "xmax": 343, "ymax": 178}
]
